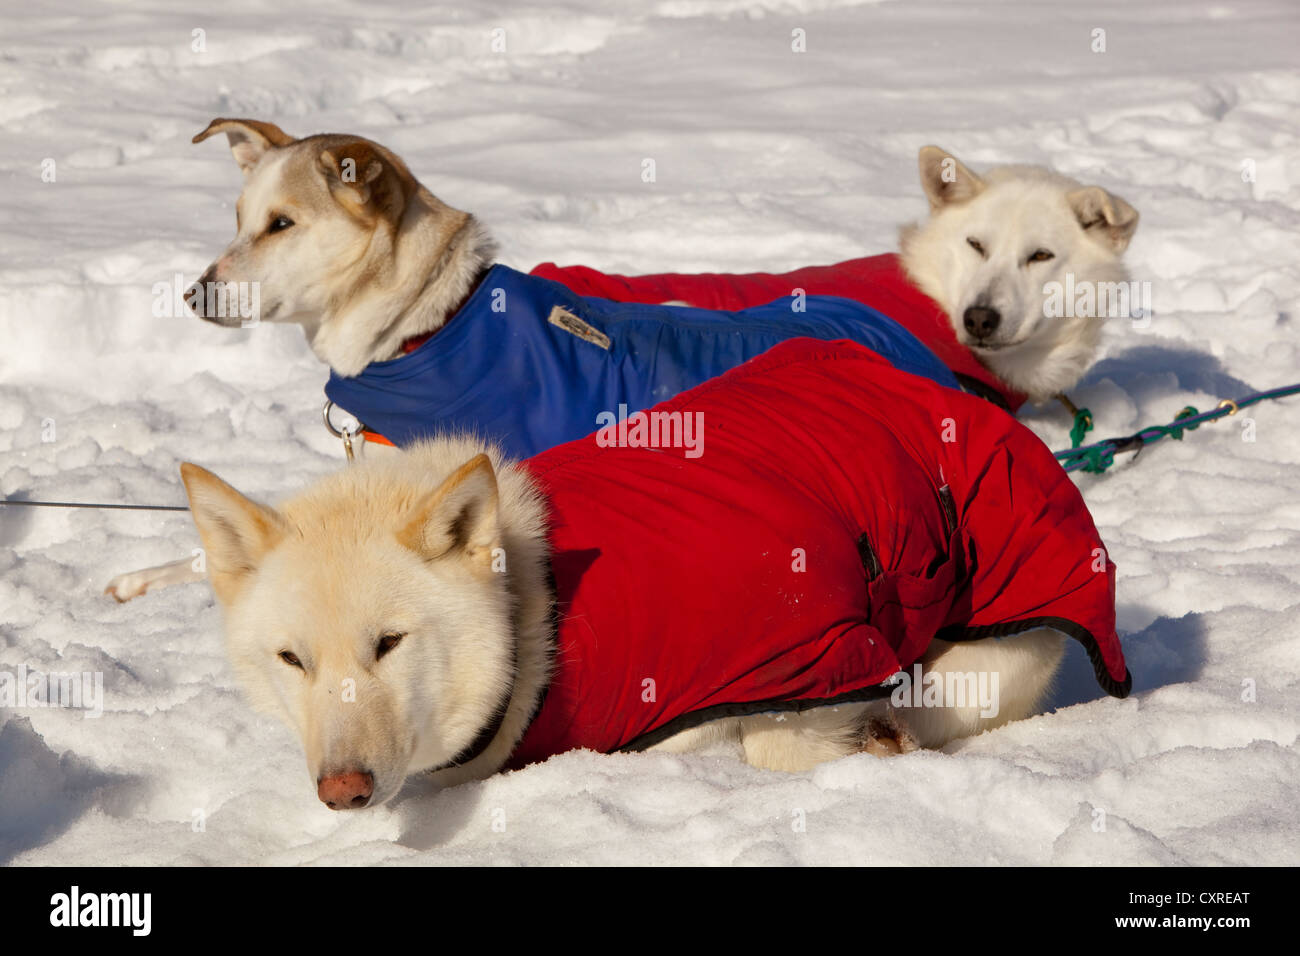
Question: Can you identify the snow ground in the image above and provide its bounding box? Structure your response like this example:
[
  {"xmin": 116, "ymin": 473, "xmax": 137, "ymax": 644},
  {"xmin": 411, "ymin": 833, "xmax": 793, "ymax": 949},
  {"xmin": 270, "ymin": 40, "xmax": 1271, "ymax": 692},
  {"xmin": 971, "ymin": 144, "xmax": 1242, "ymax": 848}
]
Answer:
[{"xmin": 1, "ymin": 0, "xmax": 1298, "ymax": 865}]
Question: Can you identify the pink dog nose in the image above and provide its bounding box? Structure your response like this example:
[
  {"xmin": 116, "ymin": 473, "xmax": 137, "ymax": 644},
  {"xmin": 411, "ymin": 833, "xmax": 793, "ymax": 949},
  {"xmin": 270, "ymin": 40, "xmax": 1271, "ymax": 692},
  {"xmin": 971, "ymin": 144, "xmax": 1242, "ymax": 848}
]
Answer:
[{"xmin": 317, "ymin": 771, "xmax": 375, "ymax": 810}]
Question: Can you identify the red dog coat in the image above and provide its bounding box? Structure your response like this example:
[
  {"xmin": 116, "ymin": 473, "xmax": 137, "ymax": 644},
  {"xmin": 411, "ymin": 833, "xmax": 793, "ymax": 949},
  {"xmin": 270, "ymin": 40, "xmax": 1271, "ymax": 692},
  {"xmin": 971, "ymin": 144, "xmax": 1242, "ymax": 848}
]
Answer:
[{"xmin": 506, "ymin": 338, "xmax": 1125, "ymax": 767}]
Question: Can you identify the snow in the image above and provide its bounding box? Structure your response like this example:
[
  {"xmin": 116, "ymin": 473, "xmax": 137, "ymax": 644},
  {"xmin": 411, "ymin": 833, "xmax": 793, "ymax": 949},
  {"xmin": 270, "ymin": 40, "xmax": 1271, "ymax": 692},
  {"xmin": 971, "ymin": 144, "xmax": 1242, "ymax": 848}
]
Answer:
[{"xmin": 1, "ymin": 0, "xmax": 1298, "ymax": 865}]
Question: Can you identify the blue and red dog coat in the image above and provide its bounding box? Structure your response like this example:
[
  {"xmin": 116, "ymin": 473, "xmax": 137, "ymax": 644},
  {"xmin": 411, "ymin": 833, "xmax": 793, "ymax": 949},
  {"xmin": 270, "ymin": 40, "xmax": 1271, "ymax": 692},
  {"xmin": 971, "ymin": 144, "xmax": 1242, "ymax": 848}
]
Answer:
[
  {"xmin": 532, "ymin": 253, "xmax": 1029, "ymax": 413},
  {"xmin": 324, "ymin": 264, "xmax": 961, "ymax": 460},
  {"xmin": 506, "ymin": 338, "xmax": 1128, "ymax": 765}
]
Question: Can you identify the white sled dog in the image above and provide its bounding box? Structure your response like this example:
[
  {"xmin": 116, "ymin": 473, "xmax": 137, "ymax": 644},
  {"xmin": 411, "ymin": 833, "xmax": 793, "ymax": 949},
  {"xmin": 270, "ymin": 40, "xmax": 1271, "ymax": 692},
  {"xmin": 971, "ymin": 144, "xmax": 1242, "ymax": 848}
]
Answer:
[
  {"xmin": 901, "ymin": 146, "xmax": 1140, "ymax": 402},
  {"xmin": 178, "ymin": 437, "xmax": 1069, "ymax": 809},
  {"xmin": 105, "ymin": 121, "xmax": 1136, "ymax": 603}
]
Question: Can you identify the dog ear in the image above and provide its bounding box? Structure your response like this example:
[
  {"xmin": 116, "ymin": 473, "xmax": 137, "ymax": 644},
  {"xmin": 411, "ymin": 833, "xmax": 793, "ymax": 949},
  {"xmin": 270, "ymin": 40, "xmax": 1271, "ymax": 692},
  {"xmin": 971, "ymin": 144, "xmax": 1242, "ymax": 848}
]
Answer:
[
  {"xmin": 917, "ymin": 145, "xmax": 985, "ymax": 210},
  {"xmin": 397, "ymin": 454, "xmax": 500, "ymax": 567},
  {"xmin": 179, "ymin": 462, "xmax": 287, "ymax": 604},
  {"xmin": 192, "ymin": 118, "xmax": 296, "ymax": 175},
  {"xmin": 1068, "ymin": 186, "xmax": 1140, "ymax": 253},
  {"xmin": 318, "ymin": 140, "xmax": 414, "ymax": 225}
]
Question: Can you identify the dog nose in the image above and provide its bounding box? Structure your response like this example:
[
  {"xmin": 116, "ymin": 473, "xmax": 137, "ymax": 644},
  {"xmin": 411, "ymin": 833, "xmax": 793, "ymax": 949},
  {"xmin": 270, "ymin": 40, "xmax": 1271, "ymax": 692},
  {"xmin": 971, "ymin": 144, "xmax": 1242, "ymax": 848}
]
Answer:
[
  {"xmin": 963, "ymin": 305, "xmax": 1001, "ymax": 339},
  {"xmin": 317, "ymin": 771, "xmax": 375, "ymax": 810},
  {"xmin": 185, "ymin": 270, "xmax": 215, "ymax": 317}
]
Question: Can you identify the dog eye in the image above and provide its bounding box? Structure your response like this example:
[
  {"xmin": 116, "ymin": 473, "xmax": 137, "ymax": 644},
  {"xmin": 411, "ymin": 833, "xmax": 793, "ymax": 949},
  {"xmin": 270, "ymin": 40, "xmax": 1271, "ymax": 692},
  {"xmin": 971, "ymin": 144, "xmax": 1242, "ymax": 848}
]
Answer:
[
  {"xmin": 267, "ymin": 215, "xmax": 295, "ymax": 235},
  {"xmin": 376, "ymin": 632, "xmax": 405, "ymax": 660},
  {"xmin": 279, "ymin": 650, "xmax": 304, "ymax": 669},
  {"xmin": 1027, "ymin": 249, "xmax": 1054, "ymax": 263},
  {"xmin": 966, "ymin": 237, "xmax": 986, "ymax": 257}
]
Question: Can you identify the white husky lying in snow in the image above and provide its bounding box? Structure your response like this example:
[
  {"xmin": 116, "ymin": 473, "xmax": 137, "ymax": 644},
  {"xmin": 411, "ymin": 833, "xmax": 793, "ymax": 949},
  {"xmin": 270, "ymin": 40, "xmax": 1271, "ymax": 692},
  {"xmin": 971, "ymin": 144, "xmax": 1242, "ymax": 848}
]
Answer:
[{"xmin": 175, "ymin": 334, "xmax": 1129, "ymax": 810}]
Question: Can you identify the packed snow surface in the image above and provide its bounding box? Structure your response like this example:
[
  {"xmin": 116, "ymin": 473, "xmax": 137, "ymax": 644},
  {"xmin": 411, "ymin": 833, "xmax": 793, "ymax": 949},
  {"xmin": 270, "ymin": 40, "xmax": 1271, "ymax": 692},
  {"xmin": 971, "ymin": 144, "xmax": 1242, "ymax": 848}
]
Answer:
[{"xmin": 1, "ymin": 0, "xmax": 1297, "ymax": 865}]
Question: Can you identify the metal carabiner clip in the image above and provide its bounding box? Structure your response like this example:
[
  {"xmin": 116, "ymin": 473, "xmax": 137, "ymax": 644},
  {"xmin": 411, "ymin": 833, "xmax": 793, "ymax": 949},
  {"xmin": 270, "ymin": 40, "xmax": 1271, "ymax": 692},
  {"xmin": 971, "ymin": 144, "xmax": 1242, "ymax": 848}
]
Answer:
[{"xmin": 322, "ymin": 400, "xmax": 368, "ymax": 462}]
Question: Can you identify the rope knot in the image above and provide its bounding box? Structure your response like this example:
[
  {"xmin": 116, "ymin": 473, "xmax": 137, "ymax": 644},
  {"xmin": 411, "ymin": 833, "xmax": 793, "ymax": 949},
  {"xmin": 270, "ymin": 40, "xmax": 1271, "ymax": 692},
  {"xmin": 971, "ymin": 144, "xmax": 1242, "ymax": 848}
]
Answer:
[
  {"xmin": 1079, "ymin": 444, "xmax": 1116, "ymax": 474},
  {"xmin": 1167, "ymin": 406, "xmax": 1200, "ymax": 441}
]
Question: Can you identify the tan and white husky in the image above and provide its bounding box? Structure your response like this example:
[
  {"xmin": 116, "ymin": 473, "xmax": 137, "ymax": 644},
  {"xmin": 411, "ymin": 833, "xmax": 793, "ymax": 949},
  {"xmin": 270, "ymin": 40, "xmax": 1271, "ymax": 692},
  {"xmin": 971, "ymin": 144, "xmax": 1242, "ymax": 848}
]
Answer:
[
  {"xmin": 181, "ymin": 118, "xmax": 496, "ymax": 377},
  {"xmin": 179, "ymin": 436, "xmax": 1068, "ymax": 810}
]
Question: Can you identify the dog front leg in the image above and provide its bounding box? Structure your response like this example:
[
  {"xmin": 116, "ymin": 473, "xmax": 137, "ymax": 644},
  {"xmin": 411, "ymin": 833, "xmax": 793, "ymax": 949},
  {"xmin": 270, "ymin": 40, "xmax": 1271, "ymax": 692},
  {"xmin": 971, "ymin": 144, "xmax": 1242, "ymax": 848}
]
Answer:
[{"xmin": 104, "ymin": 557, "xmax": 206, "ymax": 602}]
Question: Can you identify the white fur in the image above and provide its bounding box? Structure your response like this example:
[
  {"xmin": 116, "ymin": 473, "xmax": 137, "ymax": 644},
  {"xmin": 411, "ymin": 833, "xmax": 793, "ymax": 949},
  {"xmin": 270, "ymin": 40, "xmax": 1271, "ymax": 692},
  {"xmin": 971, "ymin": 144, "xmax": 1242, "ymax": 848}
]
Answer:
[
  {"xmin": 181, "ymin": 437, "xmax": 552, "ymax": 806},
  {"xmin": 901, "ymin": 146, "xmax": 1139, "ymax": 402},
  {"xmin": 185, "ymin": 118, "xmax": 497, "ymax": 376}
]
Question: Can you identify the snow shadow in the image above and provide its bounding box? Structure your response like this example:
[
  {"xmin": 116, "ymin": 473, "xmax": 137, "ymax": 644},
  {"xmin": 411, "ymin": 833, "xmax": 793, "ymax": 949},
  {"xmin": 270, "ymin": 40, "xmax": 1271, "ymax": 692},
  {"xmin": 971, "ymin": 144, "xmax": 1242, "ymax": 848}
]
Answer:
[
  {"xmin": 390, "ymin": 776, "xmax": 481, "ymax": 851},
  {"xmin": 1047, "ymin": 611, "xmax": 1209, "ymax": 709},
  {"xmin": 0, "ymin": 717, "xmax": 146, "ymax": 864},
  {"xmin": 1083, "ymin": 345, "xmax": 1255, "ymax": 402}
]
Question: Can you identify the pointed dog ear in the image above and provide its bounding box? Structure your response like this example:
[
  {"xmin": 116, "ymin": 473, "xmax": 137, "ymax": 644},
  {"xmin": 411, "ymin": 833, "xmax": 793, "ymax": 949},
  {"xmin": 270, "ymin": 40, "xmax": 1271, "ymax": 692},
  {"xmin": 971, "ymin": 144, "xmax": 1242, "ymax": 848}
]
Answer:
[
  {"xmin": 917, "ymin": 145, "xmax": 985, "ymax": 210},
  {"xmin": 1068, "ymin": 186, "xmax": 1140, "ymax": 253},
  {"xmin": 318, "ymin": 140, "xmax": 415, "ymax": 225},
  {"xmin": 192, "ymin": 118, "xmax": 296, "ymax": 175},
  {"xmin": 397, "ymin": 454, "xmax": 500, "ymax": 568},
  {"xmin": 180, "ymin": 462, "xmax": 287, "ymax": 604}
]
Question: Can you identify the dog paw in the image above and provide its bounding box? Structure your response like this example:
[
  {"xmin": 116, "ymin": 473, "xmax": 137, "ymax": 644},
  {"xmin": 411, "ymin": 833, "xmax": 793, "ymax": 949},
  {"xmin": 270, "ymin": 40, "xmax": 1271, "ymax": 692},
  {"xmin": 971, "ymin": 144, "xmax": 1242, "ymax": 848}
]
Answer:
[
  {"xmin": 104, "ymin": 573, "xmax": 148, "ymax": 603},
  {"xmin": 862, "ymin": 714, "xmax": 919, "ymax": 758}
]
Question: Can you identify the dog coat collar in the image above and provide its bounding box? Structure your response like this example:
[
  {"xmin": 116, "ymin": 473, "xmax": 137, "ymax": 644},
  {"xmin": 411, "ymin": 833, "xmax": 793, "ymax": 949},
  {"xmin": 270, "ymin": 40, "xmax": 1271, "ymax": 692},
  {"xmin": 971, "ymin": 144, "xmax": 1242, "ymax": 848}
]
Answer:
[
  {"xmin": 426, "ymin": 569, "xmax": 565, "ymax": 776},
  {"xmin": 503, "ymin": 337, "xmax": 1128, "ymax": 769},
  {"xmin": 325, "ymin": 264, "xmax": 963, "ymax": 462},
  {"xmin": 394, "ymin": 264, "xmax": 494, "ymax": 356},
  {"xmin": 426, "ymin": 636, "xmax": 516, "ymax": 774},
  {"xmin": 530, "ymin": 254, "xmax": 1030, "ymax": 412}
]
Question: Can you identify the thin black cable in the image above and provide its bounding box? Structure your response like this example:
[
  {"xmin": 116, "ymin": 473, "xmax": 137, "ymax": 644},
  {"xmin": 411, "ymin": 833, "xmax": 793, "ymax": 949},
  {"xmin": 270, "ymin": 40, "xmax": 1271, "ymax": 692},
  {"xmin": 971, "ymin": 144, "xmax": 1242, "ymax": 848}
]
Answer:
[{"xmin": 0, "ymin": 500, "xmax": 189, "ymax": 512}]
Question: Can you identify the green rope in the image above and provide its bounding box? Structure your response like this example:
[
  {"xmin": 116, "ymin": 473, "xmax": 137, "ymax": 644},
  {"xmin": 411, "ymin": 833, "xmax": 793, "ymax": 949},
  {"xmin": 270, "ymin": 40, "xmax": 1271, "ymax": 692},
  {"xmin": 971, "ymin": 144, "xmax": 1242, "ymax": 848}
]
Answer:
[
  {"xmin": 1055, "ymin": 382, "xmax": 1300, "ymax": 475},
  {"xmin": 1069, "ymin": 408, "xmax": 1094, "ymax": 448}
]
